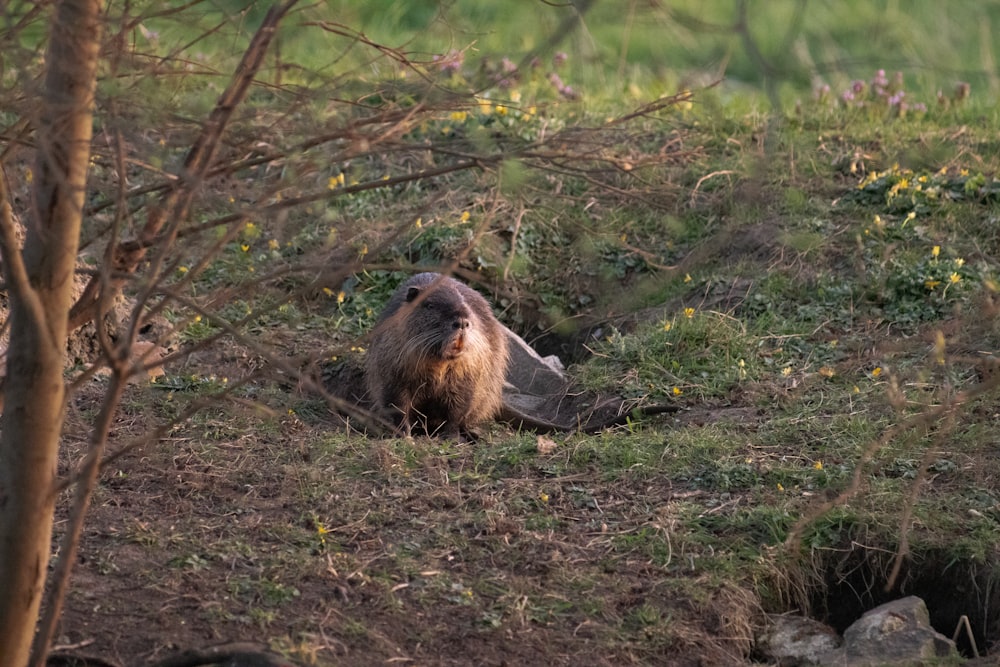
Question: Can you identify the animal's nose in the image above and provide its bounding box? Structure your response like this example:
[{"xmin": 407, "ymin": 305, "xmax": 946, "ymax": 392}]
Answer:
[{"xmin": 454, "ymin": 317, "xmax": 471, "ymax": 330}]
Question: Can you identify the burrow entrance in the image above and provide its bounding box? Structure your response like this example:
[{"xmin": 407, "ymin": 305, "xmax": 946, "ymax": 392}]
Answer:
[{"xmin": 808, "ymin": 546, "xmax": 1000, "ymax": 658}]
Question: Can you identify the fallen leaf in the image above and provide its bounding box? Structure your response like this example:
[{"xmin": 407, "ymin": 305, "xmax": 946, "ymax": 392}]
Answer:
[{"xmin": 536, "ymin": 435, "xmax": 558, "ymax": 454}]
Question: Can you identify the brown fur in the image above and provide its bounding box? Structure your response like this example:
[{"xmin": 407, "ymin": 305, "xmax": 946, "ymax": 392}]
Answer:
[{"xmin": 365, "ymin": 273, "xmax": 509, "ymax": 438}]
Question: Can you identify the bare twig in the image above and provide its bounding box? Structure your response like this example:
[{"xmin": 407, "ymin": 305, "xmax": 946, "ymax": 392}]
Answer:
[
  {"xmin": 784, "ymin": 368, "xmax": 1000, "ymax": 553},
  {"xmin": 68, "ymin": 0, "xmax": 299, "ymax": 332}
]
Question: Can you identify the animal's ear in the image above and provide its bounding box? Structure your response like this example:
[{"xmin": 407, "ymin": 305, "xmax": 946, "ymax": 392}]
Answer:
[{"xmin": 405, "ymin": 286, "xmax": 422, "ymax": 302}]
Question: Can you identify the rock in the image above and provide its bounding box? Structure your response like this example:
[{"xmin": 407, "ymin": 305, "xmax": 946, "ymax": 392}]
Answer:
[
  {"xmin": 757, "ymin": 613, "xmax": 842, "ymax": 666},
  {"xmin": 821, "ymin": 596, "xmax": 960, "ymax": 666}
]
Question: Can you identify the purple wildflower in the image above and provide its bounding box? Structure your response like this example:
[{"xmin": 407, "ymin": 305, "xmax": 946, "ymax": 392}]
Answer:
[{"xmin": 434, "ymin": 49, "xmax": 463, "ymax": 74}]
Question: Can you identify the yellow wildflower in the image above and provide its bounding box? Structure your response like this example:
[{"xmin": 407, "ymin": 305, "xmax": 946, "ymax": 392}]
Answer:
[
  {"xmin": 672, "ymin": 386, "xmax": 682, "ymax": 396},
  {"xmin": 449, "ymin": 111, "xmax": 468, "ymax": 122},
  {"xmin": 684, "ymin": 307, "xmax": 695, "ymax": 318},
  {"xmin": 924, "ymin": 279, "xmax": 941, "ymax": 290},
  {"xmin": 871, "ymin": 367, "xmax": 882, "ymax": 377},
  {"xmin": 684, "ymin": 273, "xmax": 692, "ymax": 283},
  {"xmin": 931, "ymin": 245, "xmax": 940, "ymax": 258},
  {"xmin": 460, "ymin": 211, "xmax": 471, "ymax": 223},
  {"xmin": 950, "ymin": 272, "xmax": 961, "ymax": 284},
  {"xmin": 813, "ymin": 461, "xmax": 823, "ymax": 470}
]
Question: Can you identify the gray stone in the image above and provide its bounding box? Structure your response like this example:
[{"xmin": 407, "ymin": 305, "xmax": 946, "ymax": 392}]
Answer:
[
  {"xmin": 820, "ymin": 596, "xmax": 960, "ymax": 667},
  {"xmin": 757, "ymin": 613, "xmax": 842, "ymax": 666}
]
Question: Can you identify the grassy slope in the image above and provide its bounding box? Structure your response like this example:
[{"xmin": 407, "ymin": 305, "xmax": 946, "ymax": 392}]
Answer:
[{"xmin": 18, "ymin": 1, "xmax": 1000, "ymax": 665}]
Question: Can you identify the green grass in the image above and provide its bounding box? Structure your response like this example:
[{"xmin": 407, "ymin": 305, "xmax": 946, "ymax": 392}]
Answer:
[{"xmin": 20, "ymin": 3, "xmax": 1000, "ymax": 663}]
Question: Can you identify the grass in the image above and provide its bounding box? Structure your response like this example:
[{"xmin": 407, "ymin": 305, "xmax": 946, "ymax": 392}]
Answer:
[{"xmin": 9, "ymin": 2, "xmax": 1000, "ymax": 665}]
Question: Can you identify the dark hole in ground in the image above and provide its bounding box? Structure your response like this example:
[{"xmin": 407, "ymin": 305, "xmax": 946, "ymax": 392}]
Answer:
[
  {"xmin": 525, "ymin": 327, "xmax": 592, "ymax": 364},
  {"xmin": 528, "ymin": 322, "xmax": 622, "ymax": 365},
  {"xmin": 810, "ymin": 546, "xmax": 1000, "ymax": 658}
]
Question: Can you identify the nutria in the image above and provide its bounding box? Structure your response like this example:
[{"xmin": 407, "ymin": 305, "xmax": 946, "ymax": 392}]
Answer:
[{"xmin": 365, "ymin": 272, "xmax": 509, "ymax": 439}]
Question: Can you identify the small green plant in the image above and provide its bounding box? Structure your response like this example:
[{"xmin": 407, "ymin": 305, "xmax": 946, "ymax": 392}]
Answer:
[
  {"xmin": 578, "ymin": 308, "xmax": 760, "ymax": 400},
  {"xmin": 848, "ymin": 164, "xmax": 1000, "ymax": 213},
  {"xmin": 228, "ymin": 576, "xmax": 301, "ymax": 607}
]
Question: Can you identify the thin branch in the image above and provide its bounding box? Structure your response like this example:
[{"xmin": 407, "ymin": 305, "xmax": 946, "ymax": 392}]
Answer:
[
  {"xmin": 31, "ymin": 366, "xmax": 130, "ymax": 662},
  {"xmin": 0, "ymin": 165, "xmax": 47, "ymax": 346},
  {"xmin": 784, "ymin": 368, "xmax": 1000, "ymax": 553},
  {"xmin": 67, "ymin": 0, "xmax": 299, "ymax": 332}
]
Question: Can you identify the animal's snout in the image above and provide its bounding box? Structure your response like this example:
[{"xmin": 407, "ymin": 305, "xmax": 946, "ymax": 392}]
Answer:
[{"xmin": 453, "ymin": 316, "xmax": 471, "ymax": 331}]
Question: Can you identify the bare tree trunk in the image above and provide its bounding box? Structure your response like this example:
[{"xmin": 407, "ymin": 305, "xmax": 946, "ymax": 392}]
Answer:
[{"xmin": 0, "ymin": 0, "xmax": 102, "ymax": 664}]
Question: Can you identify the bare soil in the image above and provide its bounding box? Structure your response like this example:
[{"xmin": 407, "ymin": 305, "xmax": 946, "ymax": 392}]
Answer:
[{"xmin": 51, "ymin": 362, "xmax": 761, "ymax": 667}]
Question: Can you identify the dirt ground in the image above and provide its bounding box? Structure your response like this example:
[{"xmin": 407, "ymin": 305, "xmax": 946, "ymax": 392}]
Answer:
[{"xmin": 50, "ymin": 364, "xmax": 763, "ymax": 667}]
